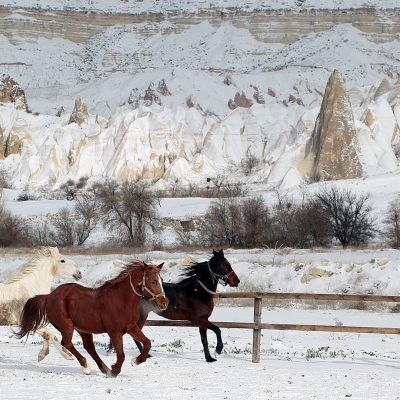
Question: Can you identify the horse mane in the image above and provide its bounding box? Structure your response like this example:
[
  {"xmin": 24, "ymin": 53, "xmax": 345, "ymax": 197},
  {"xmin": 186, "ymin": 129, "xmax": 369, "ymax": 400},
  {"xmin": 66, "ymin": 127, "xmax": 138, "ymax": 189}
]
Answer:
[
  {"xmin": 179, "ymin": 259, "xmax": 208, "ymax": 282},
  {"xmin": 3, "ymin": 247, "xmax": 60, "ymax": 284},
  {"xmin": 100, "ymin": 260, "xmax": 145, "ymax": 288}
]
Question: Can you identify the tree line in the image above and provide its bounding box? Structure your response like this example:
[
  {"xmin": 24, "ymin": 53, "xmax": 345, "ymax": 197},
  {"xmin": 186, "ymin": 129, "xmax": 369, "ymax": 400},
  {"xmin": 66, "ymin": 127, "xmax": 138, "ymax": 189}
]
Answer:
[{"xmin": 0, "ymin": 180, "xmax": 399, "ymax": 249}]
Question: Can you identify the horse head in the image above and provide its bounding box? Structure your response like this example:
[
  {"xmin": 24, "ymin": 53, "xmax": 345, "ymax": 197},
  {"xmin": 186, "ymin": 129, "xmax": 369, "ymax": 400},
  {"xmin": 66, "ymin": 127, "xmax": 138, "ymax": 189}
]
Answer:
[
  {"xmin": 209, "ymin": 249, "xmax": 240, "ymax": 287},
  {"xmin": 40, "ymin": 247, "xmax": 81, "ymax": 280},
  {"xmin": 142, "ymin": 262, "xmax": 168, "ymax": 310}
]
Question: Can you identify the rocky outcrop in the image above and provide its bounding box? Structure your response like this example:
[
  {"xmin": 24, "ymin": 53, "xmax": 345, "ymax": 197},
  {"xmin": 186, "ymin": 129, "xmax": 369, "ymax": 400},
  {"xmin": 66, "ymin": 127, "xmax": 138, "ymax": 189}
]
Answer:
[
  {"xmin": 157, "ymin": 79, "xmax": 171, "ymax": 96},
  {"xmin": 228, "ymin": 92, "xmax": 253, "ymax": 110},
  {"xmin": 304, "ymin": 69, "xmax": 364, "ymax": 181},
  {"xmin": 68, "ymin": 97, "xmax": 89, "ymax": 126},
  {"xmin": 4, "ymin": 131, "xmax": 31, "ymax": 157},
  {"xmin": 289, "ymin": 94, "xmax": 304, "ymax": 106},
  {"xmin": 0, "ymin": 75, "xmax": 30, "ymax": 112},
  {"xmin": 143, "ymin": 83, "xmax": 162, "ymax": 106},
  {"xmin": 252, "ymin": 86, "xmax": 265, "ymax": 104},
  {"xmin": 128, "ymin": 79, "xmax": 172, "ymax": 108},
  {"xmin": 56, "ymin": 106, "xmax": 65, "ymax": 117},
  {"xmin": 300, "ymin": 267, "xmax": 333, "ymax": 284}
]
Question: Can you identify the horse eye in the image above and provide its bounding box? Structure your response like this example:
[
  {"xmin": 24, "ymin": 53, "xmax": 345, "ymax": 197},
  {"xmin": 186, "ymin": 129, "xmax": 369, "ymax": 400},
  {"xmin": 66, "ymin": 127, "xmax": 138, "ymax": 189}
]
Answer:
[{"xmin": 60, "ymin": 259, "xmax": 65, "ymax": 263}]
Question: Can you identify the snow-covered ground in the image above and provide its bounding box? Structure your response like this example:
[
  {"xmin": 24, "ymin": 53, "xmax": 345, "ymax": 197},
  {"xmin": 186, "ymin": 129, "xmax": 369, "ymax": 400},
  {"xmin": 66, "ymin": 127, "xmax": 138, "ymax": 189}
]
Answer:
[
  {"xmin": 1, "ymin": 240, "xmax": 400, "ymax": 398},
  {"xmin": 2, "ymin": 307, "xmax": 400, "ymax": 399}
]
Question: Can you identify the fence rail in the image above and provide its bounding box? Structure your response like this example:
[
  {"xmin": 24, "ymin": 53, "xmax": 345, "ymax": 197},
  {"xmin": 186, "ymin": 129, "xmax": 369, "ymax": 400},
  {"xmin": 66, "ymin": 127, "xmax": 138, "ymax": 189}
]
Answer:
[{"xmin": 144, "ymin": 291, "xmax": 400, "ymax": 363}]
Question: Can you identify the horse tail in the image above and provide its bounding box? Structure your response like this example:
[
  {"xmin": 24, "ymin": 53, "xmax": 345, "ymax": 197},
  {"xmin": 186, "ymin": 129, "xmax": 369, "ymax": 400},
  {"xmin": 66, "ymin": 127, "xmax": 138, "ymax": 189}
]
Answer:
[{"xmin": 14, "ymin": 295, "xmax": 49, "ymax": 339}]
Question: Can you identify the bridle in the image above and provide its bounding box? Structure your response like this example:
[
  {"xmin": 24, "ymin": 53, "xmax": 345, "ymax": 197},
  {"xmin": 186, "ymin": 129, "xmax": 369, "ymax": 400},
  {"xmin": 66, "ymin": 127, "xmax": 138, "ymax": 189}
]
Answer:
[
  {"xmin": 208, "ymin": 261, "xmax": 234, "ymax": 287},
  {"xmin": 197, "ymin": 260, "xmax": 234, "ymax": 294},
  {"xmin": 129, "ymin": 270, "xmax": 166, "ymax": 302}
]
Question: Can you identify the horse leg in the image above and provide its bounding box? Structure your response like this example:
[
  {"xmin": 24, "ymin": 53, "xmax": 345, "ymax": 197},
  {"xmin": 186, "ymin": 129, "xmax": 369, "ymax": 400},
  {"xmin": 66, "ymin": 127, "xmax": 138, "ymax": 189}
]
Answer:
[
  {"xmin": 37, "ymin": 328, "xmax": 73, "ymax": 361},
  {"xmin": 199, "ymin": 326, "xmax": 216, "ymax": 362},
  {"xmin": 78, "ymin": 331, "xmax": 111, "ymax": 376},
  {"xmin": 36, "ymin": 329, "xmax": 50, "ymax": 362},
  {"xmin": 132, "ymin": 314, "xmax": 149, "ymax": 355},
  {"xmin": 200, "ymin": 320, "xmax": 223, "ymax": 355},
  {"xmin": 55, "ymin": 322, "xmax": 90, "ymax": 374},
  {"xmin": 108, "ymin": 333, "xmax": 125, "ymax": 377},
  {"xmin": 128, "ymin": 325, "xmax": 151, "ymax": 365}
]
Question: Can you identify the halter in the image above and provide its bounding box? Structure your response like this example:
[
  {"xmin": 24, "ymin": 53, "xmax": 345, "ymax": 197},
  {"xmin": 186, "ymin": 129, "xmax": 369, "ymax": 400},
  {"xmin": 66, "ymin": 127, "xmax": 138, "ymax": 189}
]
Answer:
[
  {"xmin": 207, "ymin": 262, "xmax": 234, "ymax": 287},
  {"xmin": 196, "ymin": 261, "xmax": 234, "ymax": 294},
  {"xmin": 129, "ymin": 270, "xmax": 166, "ymax": 302}
]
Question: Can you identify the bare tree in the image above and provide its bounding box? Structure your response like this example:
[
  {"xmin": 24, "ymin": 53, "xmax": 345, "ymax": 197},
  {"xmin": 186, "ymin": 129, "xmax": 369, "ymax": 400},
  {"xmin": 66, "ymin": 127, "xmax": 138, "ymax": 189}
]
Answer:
[
  {"xmin": 50, "ymin": 208, "xmax": 75, "ymax": 246},
  {"xmin": 0, "ymin": 205, "xmax": 29, "ymax": 247},
  {"xmin": 241, "ymin": 196, "xmax": 271, "ymax": 247},
  {"xmin": 313, "ymin": 186, "xmax": 375, "ymax": 248},
  {"xmin": 199, "ymin": 196, "xmax": 270, "ymax": 247},
  {"xmin": 383, "ymin": 197, "xmax": 400, "ymax": 248},
  {"xmin": 94, "ymin": 180, "xmax": 160, "ymax": 246},
  {"xmin": 74, "ymin": 191, "xmax": 101, "ymax": 245},
  {"xmin": 59, "ymin": 176, "xmax": 89, "ymax": 200}
]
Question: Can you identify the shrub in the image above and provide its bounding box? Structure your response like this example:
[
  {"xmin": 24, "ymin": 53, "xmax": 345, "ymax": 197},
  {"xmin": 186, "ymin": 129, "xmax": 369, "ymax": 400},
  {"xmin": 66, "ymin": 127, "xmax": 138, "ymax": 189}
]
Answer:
[
  {"xmin": 93, "ymin": 180, "xmax": 160, "ymax": 246},
  {"xmin": 383, "ymin": 197, "xmax": 400, "ymax": 248},
  {"xmin": 313, "ymin": 186, "xmax": 375, "ymax": 248}
]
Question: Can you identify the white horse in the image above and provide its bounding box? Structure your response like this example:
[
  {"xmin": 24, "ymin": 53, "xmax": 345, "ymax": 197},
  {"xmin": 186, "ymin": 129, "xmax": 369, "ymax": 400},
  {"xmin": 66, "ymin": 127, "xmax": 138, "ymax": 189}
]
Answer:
[{"xmin": 0, "ymin": 246, "xmax": 81, "ymax": 361}]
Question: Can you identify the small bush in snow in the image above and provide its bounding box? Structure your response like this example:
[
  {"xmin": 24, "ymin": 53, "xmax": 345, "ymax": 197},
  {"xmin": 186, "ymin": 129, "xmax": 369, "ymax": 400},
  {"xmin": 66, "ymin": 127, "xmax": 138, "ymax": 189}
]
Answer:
[
  {"xmin": 383, "ymin": 197, "xmax": 400, "ymax": 248},
  {"xmin": 0, "ymin": 204, "xmax": 31, "ymax": 247}
]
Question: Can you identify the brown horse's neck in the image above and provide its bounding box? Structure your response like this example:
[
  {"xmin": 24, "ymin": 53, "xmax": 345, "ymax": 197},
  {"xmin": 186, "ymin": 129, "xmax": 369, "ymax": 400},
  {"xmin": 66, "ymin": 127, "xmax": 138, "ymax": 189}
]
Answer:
[{"xmin": 111, "ymin": 270, "xmax": 145, "ymax": 306}]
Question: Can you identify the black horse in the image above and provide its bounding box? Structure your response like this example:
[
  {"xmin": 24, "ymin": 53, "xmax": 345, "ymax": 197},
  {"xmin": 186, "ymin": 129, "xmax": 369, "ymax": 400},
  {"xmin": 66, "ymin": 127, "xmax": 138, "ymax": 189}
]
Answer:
[{"xmin": 108, "ymin": 249, "xmax": 240, "ymax": 362}]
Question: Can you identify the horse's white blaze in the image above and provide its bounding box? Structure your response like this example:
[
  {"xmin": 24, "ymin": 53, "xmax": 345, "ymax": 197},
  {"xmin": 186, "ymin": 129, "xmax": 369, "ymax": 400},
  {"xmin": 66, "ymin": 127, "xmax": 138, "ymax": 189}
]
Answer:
[
  {"xmin": 0, "ymin": 247, "xmax": 79, "ymax": 360},
  {"xmin": 157, "ymin": 274, "xmax": 165, "ymax": 296}
]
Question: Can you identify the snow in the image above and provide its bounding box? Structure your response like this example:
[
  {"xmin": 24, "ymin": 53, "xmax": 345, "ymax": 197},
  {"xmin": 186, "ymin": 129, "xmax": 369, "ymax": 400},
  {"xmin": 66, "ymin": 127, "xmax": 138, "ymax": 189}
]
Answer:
[
  {"xmin": 1, "ymin": 11, "xmax": 399, "ymax": 189},
  {"xmin": 2, "ymin": 0, "xmax": 400, "ymax": 13},
  {"xmin": 2, "ymin": 249, "xmax": 400, "ymax": 398}
]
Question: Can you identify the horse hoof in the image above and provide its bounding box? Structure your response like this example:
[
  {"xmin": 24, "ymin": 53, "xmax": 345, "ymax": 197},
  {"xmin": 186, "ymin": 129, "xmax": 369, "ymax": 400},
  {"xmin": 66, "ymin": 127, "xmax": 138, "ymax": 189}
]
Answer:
[
  {"xmin": 82, "ymin": 366, "xmax": 91, "ymax": 375},
  {"xmin": 216, "ymin": 347, "xmax": 223, "ymax": 355},
  {"xmin": 38, "ymin": 353, "xmax": 46, "ymax": 362},
  {"xmin": 133, "ymin": 356, "xmax": 146, "ymax": 365},
  {"xmin": 106, "ymin": 370, "xmax": 117, "ymax": 378},
  {"xmin": 206, "ymin": 357, "xmax": 217, "ymax": 363}
]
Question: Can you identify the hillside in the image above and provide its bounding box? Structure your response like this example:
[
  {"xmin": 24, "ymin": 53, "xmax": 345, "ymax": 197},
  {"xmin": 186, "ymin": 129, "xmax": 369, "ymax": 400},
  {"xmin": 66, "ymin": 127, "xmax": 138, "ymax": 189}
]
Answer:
[{"xmin": 0, "ymin": 2, "xmax": 399, "ymax": 189}]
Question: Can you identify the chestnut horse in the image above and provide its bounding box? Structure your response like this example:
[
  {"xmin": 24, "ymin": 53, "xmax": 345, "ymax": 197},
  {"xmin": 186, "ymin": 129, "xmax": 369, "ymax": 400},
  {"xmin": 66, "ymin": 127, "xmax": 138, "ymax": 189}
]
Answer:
[
  {"xmin": 16, "ymin": 261, "xmax": 168, "ymax": 377},
  {"xmin": 109, "ymin": 249, "xmax": 240, "ymax": 362}
]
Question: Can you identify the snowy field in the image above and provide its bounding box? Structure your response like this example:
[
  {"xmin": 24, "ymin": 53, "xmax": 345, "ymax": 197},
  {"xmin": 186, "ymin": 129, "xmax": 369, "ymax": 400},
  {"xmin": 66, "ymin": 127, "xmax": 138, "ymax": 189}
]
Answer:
[
  {"xmin": 2, "ymin": 308, "xmax": 400, "ymax": 399},
  {"xmin": 2, "ymin": 249, "xmax": 400, "ymax": 399}
]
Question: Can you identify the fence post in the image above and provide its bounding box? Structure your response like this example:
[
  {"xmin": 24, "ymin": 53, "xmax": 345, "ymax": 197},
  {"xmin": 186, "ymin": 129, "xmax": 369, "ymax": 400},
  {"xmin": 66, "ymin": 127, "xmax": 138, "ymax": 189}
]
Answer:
[{"xmin": 252, "ymin": 295, "xmax": 262, "ymax": 363}]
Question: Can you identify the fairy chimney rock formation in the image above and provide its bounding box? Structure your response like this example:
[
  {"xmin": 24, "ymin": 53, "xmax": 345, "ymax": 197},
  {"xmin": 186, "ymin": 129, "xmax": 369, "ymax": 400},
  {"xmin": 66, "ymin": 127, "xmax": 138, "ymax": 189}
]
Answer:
[
  {"xmin": 68, "ymin": 96, "xmax": 89, "ymax": 126},
  {"xmin": 305, "ymin": 69, "xmax": 364, "ymax": 181},
  {"xmin": 0, "ymin": 75, "xmax": 30, "ymax": 111}
]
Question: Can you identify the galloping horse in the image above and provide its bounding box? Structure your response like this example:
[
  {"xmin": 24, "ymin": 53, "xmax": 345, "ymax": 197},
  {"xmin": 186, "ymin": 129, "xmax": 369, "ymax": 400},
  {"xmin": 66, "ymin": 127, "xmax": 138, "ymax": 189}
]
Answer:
[
  {"xmin": 112, "ymin": 249, "xmax": 240, "ymax": 362},
  {"xmin": 0, "ymin": 247, "xmax": 81, "ymax": 361},
  {"xmin": 16, "ymin": 261, "xmax": 168, "ymax": 377}
]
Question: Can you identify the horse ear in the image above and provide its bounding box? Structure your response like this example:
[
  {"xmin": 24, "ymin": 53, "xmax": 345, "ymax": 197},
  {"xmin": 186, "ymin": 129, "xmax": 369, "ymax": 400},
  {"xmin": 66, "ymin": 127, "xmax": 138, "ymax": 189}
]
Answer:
[
  {"xmin": 143, "ymin": 261, "xmax": 148, "ymax": 268},
  {"xmin": 220, "ymin": 249, "xmax": 224, "ymax": 255},
  {"xmin": 213, "ymin": 249, "xmax": 217, "ymax": 256},
  {"xmin": 157, "ymin": 262, "xmax": 164, "ymax": 270}
]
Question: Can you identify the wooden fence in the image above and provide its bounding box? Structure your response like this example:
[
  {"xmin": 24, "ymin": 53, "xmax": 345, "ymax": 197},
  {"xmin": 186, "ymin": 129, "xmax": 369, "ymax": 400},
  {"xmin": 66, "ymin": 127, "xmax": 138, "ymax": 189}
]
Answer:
[{"xmin": 145, "ymin": 291, "xmax": 400, "ymax": 363}]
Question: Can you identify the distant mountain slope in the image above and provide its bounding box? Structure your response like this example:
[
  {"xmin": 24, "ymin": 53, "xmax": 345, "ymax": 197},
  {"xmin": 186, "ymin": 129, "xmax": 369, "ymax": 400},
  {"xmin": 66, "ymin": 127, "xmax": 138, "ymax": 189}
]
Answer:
[{"xmin": 0, "ymin": 3, "xmax": 399, "ymax": 188}]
